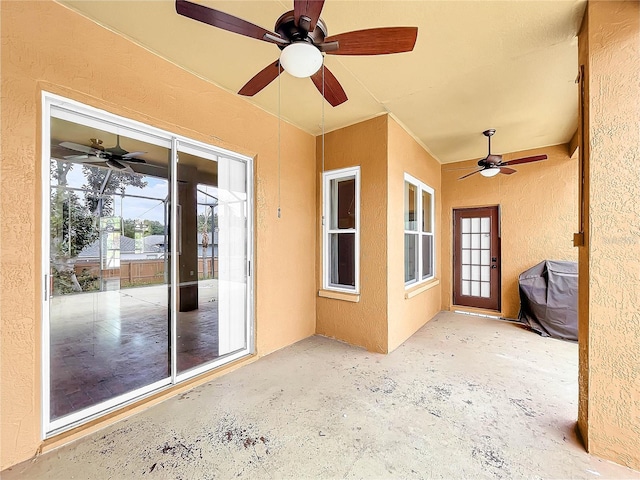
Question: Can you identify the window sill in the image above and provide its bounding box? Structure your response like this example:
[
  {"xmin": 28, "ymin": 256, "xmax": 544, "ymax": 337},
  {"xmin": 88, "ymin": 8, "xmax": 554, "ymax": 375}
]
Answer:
[
  {"xmin": 318, "ymin": 289, "xmax": 360, "ymax": 303},
  {"xmin": 405, "ymin": 279, "xmax": 440, "ymax": 299}
]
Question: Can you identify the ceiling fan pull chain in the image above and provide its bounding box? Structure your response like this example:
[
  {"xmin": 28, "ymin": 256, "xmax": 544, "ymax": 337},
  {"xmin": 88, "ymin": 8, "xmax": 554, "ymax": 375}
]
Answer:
[
  {"xmin": 321, "ymin": 58, "xmax": 326, "ymax": 227},
  {"xmin": 277, "ymin": 63, "xmax": 282, "ymax": 219},
  {"xmin": 322, "ymin": 58, "xmax": 325, "ymax": 175}
]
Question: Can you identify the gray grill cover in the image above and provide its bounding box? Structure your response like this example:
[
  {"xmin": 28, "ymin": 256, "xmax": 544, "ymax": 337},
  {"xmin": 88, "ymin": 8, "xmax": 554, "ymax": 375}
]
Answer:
[{"xmin": 517, "ymin": 260, "xmax": 578, "ymax": 341}]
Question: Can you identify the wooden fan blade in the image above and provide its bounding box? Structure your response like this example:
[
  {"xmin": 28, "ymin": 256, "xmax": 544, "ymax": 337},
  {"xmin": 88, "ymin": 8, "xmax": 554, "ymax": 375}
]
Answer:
[
  {"xmin": 79, "ymin": 156, "xmax": 107, "ymax": 163},
  {"xmin": 501, "ymin": 154, "xmax": 547, "ymax": 166},
  {"xmin": 59, "ymin": 141, "xmax": 99, "ymax": 155},
  {"xmin": 176, "ymin": 0, "xmax": 286, "ymax": 45},
  {"xmin": 106, "ymin": 159, "xmax": 133, "ymax": 173},
  {"xmin": 238, "ymin": 60, "xmax": 281, "ymax": 97},
  {"xmin": 63, "ymin": 155, "xmax": 85, "ymax": 160},
  {"xmin": 311, "ymin": 66, "xmax": 348, "ymax": 107},
  {"xmin": 459, "ymin": 169, "xmax": 482, "ymax": 180},
  {"xmin": 322, "ymin": 27, "xmax": 418, "ymax": 55},
  {"xmin": 121, "ymin": 152, "xmax": 147, "ymax": 160},
  {"xmin": 120, "ymin": 157, "xmax": 146, "ymax": 164},
  {"xmin": 499, "ymin": 167, "xmax": 516, "ymax": 175},
  {"xmin": 486, "ymin": 154, "xmax": 502, "ymax": 164},
  {"xmin": 294, "ymin": 0, "xmax": 325, "ymax": 33},
  {"xmin": 63, "ymin": 154, "xmax": 102, "ymax": 163}
]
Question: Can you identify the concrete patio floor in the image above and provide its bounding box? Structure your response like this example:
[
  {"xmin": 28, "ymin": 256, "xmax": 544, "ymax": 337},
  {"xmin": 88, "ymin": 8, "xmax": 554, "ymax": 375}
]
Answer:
[{"xmin": 4, "ymin": 311, "xmax": 638, "ymax": 479}]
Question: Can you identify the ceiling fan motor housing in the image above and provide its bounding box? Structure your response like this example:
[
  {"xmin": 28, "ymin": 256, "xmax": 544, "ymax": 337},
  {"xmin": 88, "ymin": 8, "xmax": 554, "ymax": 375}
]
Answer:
[
  {"xmin": 275, "ymin": 11, "xmax": 327, "ymax": 49},
  {"xmin": 459, "ymin": 129, "xmax": 548, "ymax": 180}
]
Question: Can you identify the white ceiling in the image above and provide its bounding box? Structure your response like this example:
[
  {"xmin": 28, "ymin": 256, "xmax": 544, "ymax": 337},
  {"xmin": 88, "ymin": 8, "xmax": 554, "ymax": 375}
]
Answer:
[{"xmin": 59, "ymin": 0, "xmax": 585, "ymax": 163}]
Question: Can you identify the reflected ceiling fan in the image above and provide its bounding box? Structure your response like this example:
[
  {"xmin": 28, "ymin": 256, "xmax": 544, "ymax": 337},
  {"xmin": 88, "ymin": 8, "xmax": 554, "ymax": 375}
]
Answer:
[
  {"xmin": 175, "ymin": 0, "xmax": 418, "ymax": 106},
  {"xmin": 459, "ymin": 129, "xmax": 548, "ymax": 180},
  {"xmin": 59, "ymin": 136, "xmax": 147, "ymax": 173}
]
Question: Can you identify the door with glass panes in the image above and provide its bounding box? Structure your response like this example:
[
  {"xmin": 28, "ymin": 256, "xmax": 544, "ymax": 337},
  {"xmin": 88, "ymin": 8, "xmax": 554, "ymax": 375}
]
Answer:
[{"xmin": 453, "ymin": 206, "xmax": 500, "ymax": 310}]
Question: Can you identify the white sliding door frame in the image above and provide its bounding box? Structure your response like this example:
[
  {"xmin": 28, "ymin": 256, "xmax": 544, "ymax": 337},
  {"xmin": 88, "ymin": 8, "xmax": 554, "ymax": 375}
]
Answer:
[
  {"xmin": 173, "ymin": 139, "xmax": 254, "ymax": 384},
  {"xmin": 41, "ymin": 92, "xmax": 254, "ymax": 437}
]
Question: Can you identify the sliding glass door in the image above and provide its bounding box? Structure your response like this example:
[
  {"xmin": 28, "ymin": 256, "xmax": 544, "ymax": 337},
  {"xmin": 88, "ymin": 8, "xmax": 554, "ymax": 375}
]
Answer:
[
  {"xmin": 174, "ymin": 143, "xmax": 250, "ymax": 377},
  {"xmin": 43, "ymin": 93, "xmax": 253, "ymax": 434},
  {"xmin": 47, "ymin": 109, "xmax": 173, "ymax": 429}
]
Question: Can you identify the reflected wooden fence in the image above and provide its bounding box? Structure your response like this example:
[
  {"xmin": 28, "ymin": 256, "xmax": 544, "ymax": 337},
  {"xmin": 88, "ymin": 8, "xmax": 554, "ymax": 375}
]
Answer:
[{"xmin": 74, "ymin": 258, "xmax": 218, "ymax": 287}]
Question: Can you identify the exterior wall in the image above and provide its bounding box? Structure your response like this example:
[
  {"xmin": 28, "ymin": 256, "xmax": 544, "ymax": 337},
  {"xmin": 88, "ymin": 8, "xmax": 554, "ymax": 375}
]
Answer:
[
  {"xmin": 0, "ymin": 0, "xmax": 316, "ymax": 469},
  {"xmin": 387, "ymin": 118, "xmax": 442, "ymax": 351},
  {"xmin": 576, "ymin": 3, "xmax": 592, "ymax": 450},
  {"xmin": 578, "ymin": 1, "xmax": 640, "ymax": 470},
  {"xmin": 441, "ymin": 144, "xmax": 578, "ymax": 318},
  {"xmin": 315, "ymin": 116, "xmax": 389, "ymax": 353}
]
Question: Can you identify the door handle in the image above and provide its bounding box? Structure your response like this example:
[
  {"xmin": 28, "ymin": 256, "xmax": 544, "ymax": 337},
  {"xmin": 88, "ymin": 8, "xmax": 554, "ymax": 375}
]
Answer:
[{"xmin": 491, "ymin": 265, "xmax": 497, "ymax": 269}]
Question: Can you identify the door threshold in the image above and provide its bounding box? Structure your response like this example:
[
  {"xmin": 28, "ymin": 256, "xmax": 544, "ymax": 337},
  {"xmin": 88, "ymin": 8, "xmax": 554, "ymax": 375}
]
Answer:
[
  {"xmin": 453, "ymin": 309, "xmax": 518, "ymax": 323},
  {"xmin": 454, "ymin": 309, "xmax": 500, "ymax": 319}
]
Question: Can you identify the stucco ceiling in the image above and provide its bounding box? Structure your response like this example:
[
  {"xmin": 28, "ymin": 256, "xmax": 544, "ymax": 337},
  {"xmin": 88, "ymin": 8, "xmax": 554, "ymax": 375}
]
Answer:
[{"xmin": 58, "ymin": 0, "xmax": 585, "ymax": 164}]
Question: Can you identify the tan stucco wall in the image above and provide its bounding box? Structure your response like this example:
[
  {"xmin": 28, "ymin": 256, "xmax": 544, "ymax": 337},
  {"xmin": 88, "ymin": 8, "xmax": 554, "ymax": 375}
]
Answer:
[
  {"xmin": 441, "ymin": 144, "xmax": 578, "ymax": 318},
  {"xmin": 315, "ymin": 116, "xmax": 389, "ymax": 353},
  {"xmin": 577, "ymin": 1, "xmax": 640, "ymax": 470},
  {"xmin": 0, "ymin": 0, "xmax": 316, "ymax": 469},
  {"xmin": 576, "ymin": 2, "xmax": 592, "ymax": 449},
  {"xmin": 387, "ymin": 118, "xmax": 442, "ymax": 351},
  {"xmin": 315, "ymin": 116, "xmax": 442, "ymax": 353}
]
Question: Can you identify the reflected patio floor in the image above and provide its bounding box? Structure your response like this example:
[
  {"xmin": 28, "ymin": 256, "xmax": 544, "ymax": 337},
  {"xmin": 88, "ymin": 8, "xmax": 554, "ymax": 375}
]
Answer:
[{"xmin": 49, "ymin": 280, "xmax": 219, "ymax": 420}]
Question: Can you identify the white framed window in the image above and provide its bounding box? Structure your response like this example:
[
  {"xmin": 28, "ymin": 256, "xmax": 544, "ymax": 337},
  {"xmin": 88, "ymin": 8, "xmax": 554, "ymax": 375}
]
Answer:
[
  {"xmin": 404, "ymin": 173, "xmax": 435, "ymax": 286},
  {"xmin": 323, "ymin": 166, "xmax": 360, "ymax": 292}
]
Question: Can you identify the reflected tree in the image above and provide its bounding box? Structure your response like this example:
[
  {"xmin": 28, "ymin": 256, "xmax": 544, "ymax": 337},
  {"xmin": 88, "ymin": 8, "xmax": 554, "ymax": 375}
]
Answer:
[
  {"xmin": 50, "ymin": 161, "xmax": 148, "ymax": 293},
  {"xmin": 197, "ymin": 212, "xmax": 217, "ymax": 232},
  {"xmin": 123, "ymin": 219, "xmax": 165, "ymax": 239},
  {"xmin": 50, "ymin": 188, "xmax": 98, "ymax": 292},
  {"xmin": 83, "ymin": 166, "xmax": 147, "ymax": 217}
]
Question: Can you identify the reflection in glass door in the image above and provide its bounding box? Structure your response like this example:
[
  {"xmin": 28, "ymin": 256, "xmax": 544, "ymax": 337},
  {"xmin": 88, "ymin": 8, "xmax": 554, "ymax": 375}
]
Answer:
[
  {"xmin": 44, "ymin": 94, "xmax": 253, "ymax": 434},
  {"xmin": 47, "ymin": 111, "xmax": 172, "ymax": 427},
  {"xmin": 175, "ymin": 144, "xmax": 248, "ymax": 376},
  {"xmin": 218, "ymin": 156, "xmax": 249, "ymax": 356}
]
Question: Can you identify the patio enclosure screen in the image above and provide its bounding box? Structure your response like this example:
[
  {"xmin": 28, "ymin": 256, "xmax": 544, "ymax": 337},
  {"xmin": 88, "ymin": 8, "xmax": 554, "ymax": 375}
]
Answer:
[{"xmin": 43, "ymin": 94, "xmax": 253, "ymax": 434}]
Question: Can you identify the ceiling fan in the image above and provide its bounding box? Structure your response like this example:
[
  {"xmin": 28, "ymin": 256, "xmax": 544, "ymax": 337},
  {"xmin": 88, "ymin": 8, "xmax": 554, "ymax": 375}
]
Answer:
[
  {"xmin": 175, "ymin": 0, "xmax": 418, "ymax": 107},
  {"xmin": 459, "ymin": 129, "xmax": 548, "ymax": 180},
  {"xmin": 59, "ymin": 136, "xmax": 147, "ymax": 173}
]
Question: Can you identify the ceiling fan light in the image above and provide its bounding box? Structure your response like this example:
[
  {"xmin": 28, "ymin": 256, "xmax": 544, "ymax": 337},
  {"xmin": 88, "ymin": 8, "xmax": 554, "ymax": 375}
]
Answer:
[
  {"xmin": 480, "ymin": 167, "xmax": 500, "ymax": 178},
  {"xmin": 279, "ymin": 42, "xmax": 323, "ymax": 78}
]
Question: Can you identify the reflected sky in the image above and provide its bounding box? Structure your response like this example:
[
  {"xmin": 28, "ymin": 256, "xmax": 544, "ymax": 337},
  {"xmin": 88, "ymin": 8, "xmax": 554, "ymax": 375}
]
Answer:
[{"xmin": 52, "ymin": 163, "xmax": 169, "ymax": 222}]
